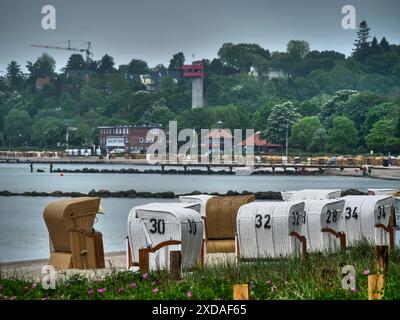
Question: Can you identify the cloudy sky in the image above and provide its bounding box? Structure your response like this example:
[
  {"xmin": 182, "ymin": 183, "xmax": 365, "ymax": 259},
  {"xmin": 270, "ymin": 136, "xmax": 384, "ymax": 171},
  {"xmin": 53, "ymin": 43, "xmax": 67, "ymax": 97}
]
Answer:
[{"xmin": 0, "ymin": 0, "xmax": 399, "ymax": 74}]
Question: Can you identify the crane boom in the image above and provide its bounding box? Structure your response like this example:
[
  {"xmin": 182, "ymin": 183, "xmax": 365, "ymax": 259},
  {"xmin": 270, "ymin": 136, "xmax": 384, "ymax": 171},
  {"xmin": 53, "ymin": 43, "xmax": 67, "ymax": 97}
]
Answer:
[{"xmin": 30, "ymin": 40, "xmax": 93, "ymax": 62}]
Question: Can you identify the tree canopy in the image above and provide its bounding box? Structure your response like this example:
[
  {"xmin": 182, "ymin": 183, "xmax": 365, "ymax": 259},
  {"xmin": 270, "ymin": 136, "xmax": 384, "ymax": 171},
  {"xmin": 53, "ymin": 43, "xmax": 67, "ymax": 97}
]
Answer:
[{"xmin": 1, "ymin": 22, "xmax": 400, "ymax": 155}]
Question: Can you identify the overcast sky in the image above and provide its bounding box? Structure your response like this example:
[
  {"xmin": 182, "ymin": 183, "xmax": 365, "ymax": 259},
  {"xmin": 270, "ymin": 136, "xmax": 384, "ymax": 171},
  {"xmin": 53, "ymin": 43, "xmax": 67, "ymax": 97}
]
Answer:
[{"xmin": 0, "ymin": 0, "xmax": 399, "ymax": 74}]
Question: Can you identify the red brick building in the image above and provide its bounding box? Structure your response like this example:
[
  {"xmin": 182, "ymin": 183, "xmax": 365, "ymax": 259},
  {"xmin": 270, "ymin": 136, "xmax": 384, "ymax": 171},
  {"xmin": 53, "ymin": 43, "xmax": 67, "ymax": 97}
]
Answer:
[{"xmin": 98, "ymin": 124, "xmax": 163, "ymax": 154}]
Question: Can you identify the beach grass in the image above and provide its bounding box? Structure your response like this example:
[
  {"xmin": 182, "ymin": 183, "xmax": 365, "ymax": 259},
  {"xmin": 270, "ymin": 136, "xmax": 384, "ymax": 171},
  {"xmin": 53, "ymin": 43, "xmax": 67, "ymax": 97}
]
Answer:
[{"xmin": 1, "ymin": 242, "xmax": 399, "ymax": 300}]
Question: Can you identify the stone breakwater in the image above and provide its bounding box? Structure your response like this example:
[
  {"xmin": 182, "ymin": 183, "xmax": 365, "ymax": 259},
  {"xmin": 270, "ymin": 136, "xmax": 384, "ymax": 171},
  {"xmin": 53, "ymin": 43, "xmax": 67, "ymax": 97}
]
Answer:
[
  {"xmin": 52, "ymin": 168, "xmax": 320, "ymax": 175},
  {"xmin": 0, "ymin": 188, "xmax": 367, "ymax": 199}
]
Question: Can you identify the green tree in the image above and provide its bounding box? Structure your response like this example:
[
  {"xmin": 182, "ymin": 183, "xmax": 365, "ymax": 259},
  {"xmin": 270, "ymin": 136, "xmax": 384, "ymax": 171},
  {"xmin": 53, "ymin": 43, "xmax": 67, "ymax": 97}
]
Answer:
[
  {"xmin": 74, "ymin": 122, "xmax": 96, "ymax": 146},
  {"xmin": 33, "ymin": 53, "xmax": 56, "ymax": 78},
  {"xmin": 251, "ymin": 102, "xmax": 275, "ymax": 131},
  {"xmin": 290, "ymin": 116, "xmax": 323, "ymax": 151},
  {"xmin": 80, "ymin": 86, "xmax": 104, "ymax": 115},
  {"xmin": 98, "ymin": 54, "xmax": 115, "ymax": 74},
  {"xmin": 6, "ymin": 61, "xmax": 23, "ymax": 90},
  {"xmin": 152, "ymin": 64, "xmax": 167, "ymax": 73},
  {"xmin": 341, "ymin": 91, "xmax": 386, "ymax": 136},
  {"xmin": 4, "ymin": 108, "xmax": 31, "ymax": 147},
  {"xmin": 177, "ymin": 108, "xmax": 217, "ymax": 130},
  {"xmin": 142, "ymin": 99, "xmax": 175, "ymax": 126},
  {"xmin": 365, "ymin": 119, "xmax": 400, "ymax": 153},
  {"xmin": 119, "ymin": 91, "xmax": 156, "ymax": 123},
  {"xmin": 310, "ymin": 128, "xmax": 328, "ymax": 152},
  {"xmin": 213, "ymin": 104, "xmax": 251, "ymax": 129},
  {"xmin": 65, "ymin": 54, "xmax": 86, "ymax": 71},
  {"xmin": 370, "ymin": 37, "xmax": 380, "ymax": 55},
  {"xmin": 320, "ymin": 90, "xmax": 359, "ymax": 126},
  {"xmin": 379, "ymin": 37, "xmax": 390, "ymax": 51},
  {"xmin": 127, "ymin": 59, "xmax": 149, "ymax": 74},
  {"xmin": 31, "ymin": 116, "xmax": 66, "ymax": 147},
  {"xmin": 218, "ymin": 43, "xmax": 270, "ymax": 71},
  {"xmin": 352, "ymin": 20, "xmax": 371, "ymax": 60},
  {"xmin": 287, "ymin": 40, "xmax": 310, "ymax": 59},
  {"xmin": 169, "ymin": 52, "xmax": 185, "ymax": 71},
  {"xmin": 264, "ymin": 101, "xmax": 300, "ymax": 145},
  {"xmin": 327, "ymin": 116, "xmax": 359, "ymax": 153},
  {"xmin": 363, "ymin": 102, "xmax": 398, "ymax": 135}
]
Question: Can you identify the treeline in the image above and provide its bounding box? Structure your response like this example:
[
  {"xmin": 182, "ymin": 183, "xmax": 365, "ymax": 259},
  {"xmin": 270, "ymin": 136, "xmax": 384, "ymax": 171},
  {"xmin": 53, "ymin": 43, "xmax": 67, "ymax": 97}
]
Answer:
[{"xmin": 0, "ymin": 21, "xmax": 399, "ymax": 154}]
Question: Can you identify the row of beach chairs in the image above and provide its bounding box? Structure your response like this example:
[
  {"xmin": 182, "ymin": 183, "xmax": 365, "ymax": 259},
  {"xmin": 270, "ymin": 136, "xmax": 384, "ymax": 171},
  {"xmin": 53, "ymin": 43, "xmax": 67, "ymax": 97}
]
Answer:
[{"xmin": 43, "ymin": 188, "xmax": 400, "ymax": 271}]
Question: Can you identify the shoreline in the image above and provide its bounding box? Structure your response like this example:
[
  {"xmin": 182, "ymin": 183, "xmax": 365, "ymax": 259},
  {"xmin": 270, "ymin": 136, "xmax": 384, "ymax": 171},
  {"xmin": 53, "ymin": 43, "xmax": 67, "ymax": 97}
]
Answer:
[
  {"xmin": 0, "ymin": 188, "xmax": 367, "ymax": 199},
  {"xmin": 2, "ymin": 159, "xmax": 399, "ymax": 181}
]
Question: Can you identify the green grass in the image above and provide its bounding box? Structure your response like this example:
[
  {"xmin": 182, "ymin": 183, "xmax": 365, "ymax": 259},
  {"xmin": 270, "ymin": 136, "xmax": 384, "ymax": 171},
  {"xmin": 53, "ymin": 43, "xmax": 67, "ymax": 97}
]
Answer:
[{"xmin": 1, "ymin": 243, "xmax": 399, "ymax": 300}]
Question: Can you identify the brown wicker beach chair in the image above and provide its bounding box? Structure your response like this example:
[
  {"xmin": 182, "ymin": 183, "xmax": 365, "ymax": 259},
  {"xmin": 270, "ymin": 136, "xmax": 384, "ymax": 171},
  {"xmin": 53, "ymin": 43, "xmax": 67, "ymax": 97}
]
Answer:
[
  {"xmin": 43, "ymin": 197, "xmax": 105, "ymax": 270},
  {"xmin": 205, "ymin": 195, "xmax": 255, "ymax": 253}
]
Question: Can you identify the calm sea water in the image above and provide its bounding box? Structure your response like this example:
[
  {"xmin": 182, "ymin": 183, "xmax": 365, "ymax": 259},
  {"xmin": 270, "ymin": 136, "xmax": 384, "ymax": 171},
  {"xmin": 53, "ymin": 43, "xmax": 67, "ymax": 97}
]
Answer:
[
  {"xmin": 0, "ymin": 197, "xmax": 178, "ymax": 262},
  {"xmin": 0, "ymin": 163, "xmax": 399, "ymax": 262},
  {"xmin": 0, "ymin": 163, "xmax": 399, "ymax": 193}
]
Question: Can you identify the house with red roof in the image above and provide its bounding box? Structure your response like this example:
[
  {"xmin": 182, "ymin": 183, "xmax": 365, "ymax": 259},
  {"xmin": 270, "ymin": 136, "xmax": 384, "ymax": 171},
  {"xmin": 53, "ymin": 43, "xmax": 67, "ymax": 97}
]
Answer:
[{"xmin": 241, "ymin": 131, "xmax": 282, "ymax": 153}]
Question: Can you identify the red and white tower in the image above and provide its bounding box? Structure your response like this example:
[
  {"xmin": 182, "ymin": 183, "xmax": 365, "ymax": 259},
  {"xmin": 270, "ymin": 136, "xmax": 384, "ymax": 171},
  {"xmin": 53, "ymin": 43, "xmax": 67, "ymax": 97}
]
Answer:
[{"xmin": 182, "ymin": 61, "xmax": 204, "ymax": 109}]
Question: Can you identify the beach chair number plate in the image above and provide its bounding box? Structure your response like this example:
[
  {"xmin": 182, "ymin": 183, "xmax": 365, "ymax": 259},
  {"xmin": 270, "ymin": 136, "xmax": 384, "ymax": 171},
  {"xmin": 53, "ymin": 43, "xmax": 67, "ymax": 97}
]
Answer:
[
  {"xmin": 345, "ymin": 207, "xmax": 359, "ymax": 220},
  {"xmin": 149, "ymin": 218, "xmax": 166, "ymax": 234},
  {"xmin": 377, "ymin": 206, "xmax": 386, "ymax": 220},
  {"xmin": 188, "ymin": 219, "xmax": 197, "ymax": 234},
  {"xmin": 292, "ymin": 211, "xmax": 302, "ymax": 226},
  {"xmin": 255, "ymin": 214, "xmax": 271, "ymax": 229},
  {"xmin": 326, "ymin": 209, "xmax": 339, "ymax": 224}
]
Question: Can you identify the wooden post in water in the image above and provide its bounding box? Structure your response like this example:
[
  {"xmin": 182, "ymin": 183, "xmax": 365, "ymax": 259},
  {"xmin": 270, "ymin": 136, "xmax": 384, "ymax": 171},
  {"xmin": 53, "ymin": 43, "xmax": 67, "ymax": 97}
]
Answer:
[
  {"xmin": 375, "ymin": 245, "xmax": 389, "ymax": 274},
  {"xmin": 368, "ymin": 274, "xmax": 385, "ymax": 300},
  {"xmin": 233, "ymin": 284, "xmax": 249, "ymax": 300},
  {"xmin": 170, "ymin": 250, "xmax": 182, "ymax": 281}
]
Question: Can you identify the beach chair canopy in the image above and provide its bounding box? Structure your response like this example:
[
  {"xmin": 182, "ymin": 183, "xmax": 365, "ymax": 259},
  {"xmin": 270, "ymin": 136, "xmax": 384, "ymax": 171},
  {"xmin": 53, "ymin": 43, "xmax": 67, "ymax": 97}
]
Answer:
[
  {"xmin": 179, "ymin": 194, "xmax": 215, "ymax": 217},
  {"xmin": 127, "ymin": 203, "xmax": 203, "ymax": 270},
  {"xmin": 281, "ymin": 189, "xmax": 341, "ymax": 201},
  {"xmin": 43, "ymin": 197, "xmax": 101, "ymax": 252},
  {"xmin": 301, "ymin": 199, "xmax": 345, "ymax": 252},
  {"xmin": 205, "ymin": 195, "xmax": 255, "ymax": 253},
  {"xmin": 236, "ymin": 200, "xmax": 305, "ymax": 259},
  {"xmin": 339, "ymin": 195, "xmax": 394, "ymax": 246},
  {"xmin": 367, "ymin": 189, "xmax": 398, "ymax": 195}
]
